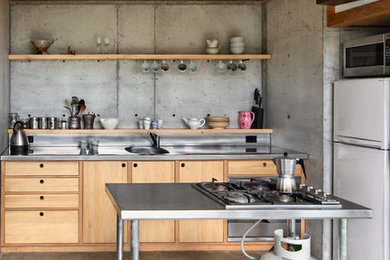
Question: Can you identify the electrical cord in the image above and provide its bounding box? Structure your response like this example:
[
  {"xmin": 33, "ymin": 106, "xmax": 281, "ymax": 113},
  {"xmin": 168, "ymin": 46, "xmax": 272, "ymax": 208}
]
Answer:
[{"xmin": 240, "ymin": 219, "xmax": 263, "ymax": 260}]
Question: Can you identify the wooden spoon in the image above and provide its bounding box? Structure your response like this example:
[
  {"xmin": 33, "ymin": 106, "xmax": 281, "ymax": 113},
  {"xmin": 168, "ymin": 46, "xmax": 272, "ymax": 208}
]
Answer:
[{"xmin": 77, "ymin": 104, "xmax": 86, "ymax": 117}]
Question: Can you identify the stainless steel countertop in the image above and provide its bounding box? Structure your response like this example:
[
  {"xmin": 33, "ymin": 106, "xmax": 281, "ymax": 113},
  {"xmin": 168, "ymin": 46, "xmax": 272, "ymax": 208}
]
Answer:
[
  {"xmin": 0, "ymin": 145, "xmax": 308, "ymax": 161},
  {"xmin": 106, "ymin": 183, "xmax": 373, "ymax": 220}
]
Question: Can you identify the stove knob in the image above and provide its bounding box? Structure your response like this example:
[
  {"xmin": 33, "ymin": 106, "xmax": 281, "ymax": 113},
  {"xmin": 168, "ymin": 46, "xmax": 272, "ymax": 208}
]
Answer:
[
  {"xmin": 306, "ymin": 186, "xmax": 313, "ymax": 192},
  {"xmin": 314, "ymin": 189, "xmax": 322, "ymax": 195},
  {"xmin": 299, "ymin": 184, "xmax": 306, "ymax": 189},
  {"xmin": 321, "ymin": 192, "xmax": 328, "ymax": 199}
]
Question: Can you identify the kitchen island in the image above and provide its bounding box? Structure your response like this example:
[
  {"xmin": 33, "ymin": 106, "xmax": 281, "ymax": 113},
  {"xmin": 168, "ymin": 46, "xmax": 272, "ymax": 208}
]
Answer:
[{"xmin": 106, "ymin": 183, "xmax": 372, "ymax": 260}]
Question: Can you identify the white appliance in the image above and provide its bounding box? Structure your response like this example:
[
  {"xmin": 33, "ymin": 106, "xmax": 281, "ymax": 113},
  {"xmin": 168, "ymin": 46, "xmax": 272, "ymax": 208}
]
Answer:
[{"xmin": 333, "ymin": 78, "xmax": 390, "ymax": 260}]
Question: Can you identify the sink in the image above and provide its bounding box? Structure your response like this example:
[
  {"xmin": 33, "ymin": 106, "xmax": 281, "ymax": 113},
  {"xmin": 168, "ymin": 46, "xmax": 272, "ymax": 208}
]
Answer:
[{"xmin": 125, "ymin": 146, "xmax": 170, "ymax": 155}]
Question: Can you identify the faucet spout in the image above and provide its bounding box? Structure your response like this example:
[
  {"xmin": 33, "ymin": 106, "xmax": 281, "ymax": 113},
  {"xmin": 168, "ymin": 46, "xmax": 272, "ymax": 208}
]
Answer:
[{"xmin": 148, "ymin": 132, "xmax": 160, "ymax": 148}]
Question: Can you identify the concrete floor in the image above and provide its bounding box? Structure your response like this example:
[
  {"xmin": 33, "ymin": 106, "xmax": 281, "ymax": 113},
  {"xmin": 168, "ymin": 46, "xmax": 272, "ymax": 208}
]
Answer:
[{"xmin": 0, "ymin": 251, "xmax": 264, "ymax": 260}]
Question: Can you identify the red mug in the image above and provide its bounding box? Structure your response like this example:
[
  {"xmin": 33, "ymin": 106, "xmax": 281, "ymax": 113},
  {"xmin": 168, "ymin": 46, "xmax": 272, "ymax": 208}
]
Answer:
[{"xmin": 239, "ymin": 111, "xmax": 255, "ymax": 129}]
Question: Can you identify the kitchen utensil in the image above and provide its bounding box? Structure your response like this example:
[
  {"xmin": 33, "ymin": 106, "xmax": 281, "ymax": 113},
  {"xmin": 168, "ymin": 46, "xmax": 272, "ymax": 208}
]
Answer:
[
  {"xmin": 188, "ymin": 61, "xmax": 197, "ymax": 72},
  {"xmin": 65, "ymin": 99, "xmax": 71, "ymax": 108},
  {"xmin": 82, "ymin": 114, "xmax": 96, "ymax": 129},
  {"xmin": 230, "ymin": 46, "xmax": 245, "ymax": 54},
  {"xmin": 10, "ymin": 121, "xmax": 29, "ymax": 155},
  {"xmin": 216, "ymin": 61, "xmax": 227, "ymax": 73},
  {"xmin": 47, "ymin": 117, "xmax": 57, "ymax": 129},
  {"xmin": 38, "ymin": 117, "xmax": 48, "ymax": 129},
  {"xmin": 161, "ymin": 61, "xmax": 169, "ymax": 72},
  {"xmin": 178, "ymin": 61, "xmax": 187, "ymax": 72},
  {"xmin": 100, "ymin": 118, "xmax": 119, "ymax": 129},
  {"xmin": 206, "ymin": 121, "xmax": 229, "ymax": 129},
  {"xmin": 138, "ymin": 120, "xmax": 144, "ymax": 129},
  {"xmin": 143, "ymin": 118, "xmax": 151, "ymax": 129},
  {"xmin": 273, "ymin": 157, "xmax": 297, "ymax": 193},
  {"xmin": 230, "ymin": 36, "xmax": 244, "ymax": 43},
  {"xmin": 60, "ymin": 120, "xmax": 67, "ymax": 129},
  {"xmin": 227, "ymin": 61, "xmax": 237, "ymax": 72},
  {"xmin": 77, "ymin": 104, "xmax": 86, "ymax": 117},
  {"xmin": 8, "ymin": 113, "xmax": 19, "ymax": 129},
  {"xmin": 239, "ymin": 111, "xmax": 255, "ymax": 129},
  {"xmin": 140, "ymin": 61, "xmax": 150, "ymax": 73},
  {"xmin": 30, "ymin": 117, "xmax": 38, "ymax": 129},
  {"xmin": 157, "ymin": 119, "xmax": 163, "ymax": 129},
  {"xmin": 151, "ymin": 120, "xmax": 158, "ymax": 129},
  {"xmin": 182, "ymin": 117, "xmax": 206, "ymax": 129},
  {"xmin": 251, "ymin": 88, "xmax": 264, "ymax": 129},
  {"xmin": 238, "ymin": 60, "xmax": 247, "ymax": 71},
  {"xmin": 151, "ymin": 61, "xmax": 160, "ymax": 73},
  {"xmin": 69, "ymin": 117, "xmax": 81, "ymax": 129},
  {"xmin": 79, "ymin": 140, "xmax": 88, "ymax": 155},
  {"xmin": 30, "ymin": 40, "xmax": 54, "ymax": 54}
]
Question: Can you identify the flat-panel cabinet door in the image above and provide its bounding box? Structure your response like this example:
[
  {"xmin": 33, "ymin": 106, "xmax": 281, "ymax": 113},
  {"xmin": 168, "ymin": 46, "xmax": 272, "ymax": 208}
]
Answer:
[
  {"xmin": 131, "ymin": 161, "xmax": 175, "ymax": 243},
  {"xmin": 178, "ymin": 161, "xmax": 224, "ymax": 243},
  {"xmin": 83, "ymin": 161, "xmax": 128, "ymax": 244}
]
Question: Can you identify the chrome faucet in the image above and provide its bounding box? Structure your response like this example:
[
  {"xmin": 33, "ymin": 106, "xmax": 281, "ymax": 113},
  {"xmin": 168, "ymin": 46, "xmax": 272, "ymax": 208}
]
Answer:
[{"xmin": 149, "ymin": 132, "xmax": 160, "ymax": 148}]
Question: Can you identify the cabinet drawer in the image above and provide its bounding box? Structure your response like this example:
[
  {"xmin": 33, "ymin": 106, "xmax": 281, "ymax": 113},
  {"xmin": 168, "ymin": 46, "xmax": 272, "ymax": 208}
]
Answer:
[
  {"xmin": 228, "ymin": 160, "xmax": 277, "ymax": 176},
  {"xmin": 5, "ymin": 210, "xmax": 79, "ymax": 244},
  {"xmin": 5, "ymin": 178, "xmax": 79, "ymax": 192},
  {"xmin": 5, "ymin": 194, "xmax": 79, "ymax": 208},
  {"xmin": 5, "ymin": 162, "xmax": 79, "ymax": 176}
]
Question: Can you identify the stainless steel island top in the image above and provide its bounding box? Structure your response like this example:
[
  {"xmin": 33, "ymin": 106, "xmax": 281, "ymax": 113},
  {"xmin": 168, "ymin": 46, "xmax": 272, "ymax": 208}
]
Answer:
[
  {"xmin": 106, "ymin": 183, "xmax": 372, "ymax": 260},
  {"xmin": 106, "ymin": 183, "xmax": 372, "ymax": 220}
]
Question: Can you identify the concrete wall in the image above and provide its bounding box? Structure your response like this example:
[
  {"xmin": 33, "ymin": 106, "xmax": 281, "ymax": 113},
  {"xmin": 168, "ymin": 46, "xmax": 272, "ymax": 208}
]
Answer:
[
  {"xmin": 10, "ymin": 4, "xmax": 262, "ymax": 129},
  {"xmin": 264, "ymin": 0, "xmax": 324, "ymax": 257},
  {"xmin": 0, "ymin": 0, "xmax": 9, "ymax": 152}
]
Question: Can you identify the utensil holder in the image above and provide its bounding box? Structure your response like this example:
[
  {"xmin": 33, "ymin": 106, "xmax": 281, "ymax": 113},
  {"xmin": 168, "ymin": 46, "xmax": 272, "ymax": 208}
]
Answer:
[
  {"xmin": 69, "ymin": 117, "xmax": 81, "ymax": 129},
  {"xmin": 82, "ymin": 114, "xmax": 96, "ymax": 129}
]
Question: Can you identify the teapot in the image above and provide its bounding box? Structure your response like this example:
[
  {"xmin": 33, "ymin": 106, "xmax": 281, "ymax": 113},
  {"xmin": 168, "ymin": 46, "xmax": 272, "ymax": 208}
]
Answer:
[
  {"xmin": 206, "ymin": 39, "xmax": 222, "ymax": 49},
  {"xmin": 182, "ymin": 117, "xmax": 206, "ymax": 129}
]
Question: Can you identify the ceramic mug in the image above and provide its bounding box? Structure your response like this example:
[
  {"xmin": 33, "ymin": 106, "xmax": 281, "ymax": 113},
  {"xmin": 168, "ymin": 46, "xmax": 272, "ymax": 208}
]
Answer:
[{"xmin": 239, "ymin": 111, "xmax": 255, "ymax": 129}]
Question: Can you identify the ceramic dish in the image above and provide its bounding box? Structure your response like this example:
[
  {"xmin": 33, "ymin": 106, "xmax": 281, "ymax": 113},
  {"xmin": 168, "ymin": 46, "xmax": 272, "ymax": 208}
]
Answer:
[
  {"xmin": 100, "ymin": 118, "xmax": 119, "ymax": 129},
  {"xmin": 207, "ymin": 121, "xmax": 230, "ymax": 129},
  {"xmin": 207, "ymin": 116, "xmax": 230, "ymax": 122}
]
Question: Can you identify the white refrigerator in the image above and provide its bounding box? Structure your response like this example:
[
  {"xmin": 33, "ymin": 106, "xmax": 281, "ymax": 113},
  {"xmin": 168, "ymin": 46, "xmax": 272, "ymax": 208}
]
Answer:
[{"xmin": 333, "ymin": 78, "xmax": 390, "ymax": 260}]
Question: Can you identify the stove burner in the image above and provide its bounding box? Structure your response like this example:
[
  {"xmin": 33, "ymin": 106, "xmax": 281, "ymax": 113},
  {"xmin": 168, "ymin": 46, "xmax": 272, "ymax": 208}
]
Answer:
[
  {"xmin": 263, "ymin": 191, "xmax": 295, "ymax": 203},
  {"xmin": 203, "ymin": 183, "xmax": 230, "ymax": 192},
  {"xmin": 223, "ymin": 192, "xmax": 256, "ymax": 204},
  {"xmin": 241, "ymin": 182, "xmax": 270, "ymax": 192}
]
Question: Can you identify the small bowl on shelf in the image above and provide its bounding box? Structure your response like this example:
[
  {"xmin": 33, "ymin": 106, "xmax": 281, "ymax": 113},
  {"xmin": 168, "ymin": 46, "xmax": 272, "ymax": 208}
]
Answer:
[
  {"xmin": 206, "ymin": 116, "xmax": 230, "ymax": 129},
  {"xmin": 30, "ymin": 40, "xmax": 54, "ymax": 54},
  {"xmin": 100, "ymin": 118, "xmax": 119, "ymax": 129}
]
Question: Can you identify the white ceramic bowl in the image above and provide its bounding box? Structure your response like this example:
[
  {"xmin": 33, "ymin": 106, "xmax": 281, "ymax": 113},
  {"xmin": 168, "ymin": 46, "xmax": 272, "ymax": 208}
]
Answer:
[
  {"xmin": 100, "ymin": 118, "xmax": 119, "ymax": 129},
  {"xmin": 230, "ymin": 36, "xmax": 244, "ymax": 43},
  {"xmin": 230, "ymin": 42, "xmax": 245, "ymax": 47},
  {"xmin": 230, "ymin": 46, "xmax": 245, "ymax": 54}
]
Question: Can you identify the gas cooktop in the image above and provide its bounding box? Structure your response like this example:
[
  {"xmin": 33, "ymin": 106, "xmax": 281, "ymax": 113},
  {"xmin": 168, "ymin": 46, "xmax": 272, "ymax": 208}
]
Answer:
[{"xmin": 193, "ymin": 180, "xmax": 341, "ymax": 209}]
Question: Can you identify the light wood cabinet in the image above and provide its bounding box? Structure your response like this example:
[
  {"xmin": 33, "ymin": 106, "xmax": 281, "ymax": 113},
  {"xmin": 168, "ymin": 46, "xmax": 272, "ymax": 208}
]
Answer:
[
  {"xmin": 5, "ymin": 194, "xmax": 79, "ymax": 208},
  {"xmin": 5, "ymin": 177, "xmax": 79, "ymax": 192},
  {"xmin": 5, "ymin": 210, "xmax": 79, "ymax": 244},
  {"xmin": 228, "ymin": 160, "xmax": 304, "ymax": 177},
  {"xmin": 178, "ymin": 161, "xmax": 224, "ymax": 243},
  {"xmin": 5, "ymin": 161, "xmax": 79, "ymax": 176},
  {"xmin": 82, "ymin": 161, "xmax": 128, "ymax": 244},
  {"xmin": 131, "ymin": 161, "xmax": 175, "ymax": 243}
]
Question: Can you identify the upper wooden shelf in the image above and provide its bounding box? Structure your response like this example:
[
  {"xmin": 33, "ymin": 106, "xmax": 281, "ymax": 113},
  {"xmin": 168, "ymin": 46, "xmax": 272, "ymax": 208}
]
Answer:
[
  {"xmin": 8, "ymin": 54, "xmax": 272, "ymax": 61},
  {"xmin": 8, "ymin": 129, "xmax": 273, "ymax": 134}
]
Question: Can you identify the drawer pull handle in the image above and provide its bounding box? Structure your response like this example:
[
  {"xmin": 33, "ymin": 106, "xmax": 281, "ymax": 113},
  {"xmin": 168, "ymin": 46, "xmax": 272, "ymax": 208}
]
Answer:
[
  {"xmin": 122, "ymin": 163, "xmax": 126, "ymax": 168},
  {"xmin": 39, "ymin": 212, "xmax": 44, "ymax": 216},
  {"xmin": 263, "ymin": 162, "xmax": 267, "ymax": 167},
  {"xmin": 133, "ymin": 163, "xmax": 138, "ymax": 168},
  {"xmin": 40, "ymin": 179, "xmax": 44, "ymax": 184},
  {"xmin": 181, "ymin": 163, "xmax": 185, "ymax": 167},
  {"xmin": 40, "ymin": 196, "xmax": 44, "ymax": 200},
  {"xmin": 39, "ymin": 163, "xmax": 44, "ymax": 168}
]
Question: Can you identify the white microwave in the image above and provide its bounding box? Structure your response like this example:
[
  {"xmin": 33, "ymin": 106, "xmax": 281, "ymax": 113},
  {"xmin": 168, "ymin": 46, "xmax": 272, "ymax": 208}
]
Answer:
[{"xmin": 343, "ymin": 33, "xmax": 390, "ymax": 78}]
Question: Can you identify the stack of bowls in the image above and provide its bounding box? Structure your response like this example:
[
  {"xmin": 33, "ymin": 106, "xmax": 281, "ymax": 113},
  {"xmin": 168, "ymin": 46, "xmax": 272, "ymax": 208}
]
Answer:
[
  {"xmin": 230, "ymin": 37, "xmax": 245, "ymax": 54},
  {"xmin": 206, "ymin": 116, "xmax": 230, "ymax": 129}
]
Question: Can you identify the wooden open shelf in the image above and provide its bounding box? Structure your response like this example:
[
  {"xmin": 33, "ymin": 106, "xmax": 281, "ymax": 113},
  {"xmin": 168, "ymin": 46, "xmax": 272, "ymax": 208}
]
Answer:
[
  {"xmin": 8, "ymin": 54, "xmax": 272, "ymax": 61},
  {"xmin": 8, "ymin": 129, "xmax": 273, "ymax": 134}
]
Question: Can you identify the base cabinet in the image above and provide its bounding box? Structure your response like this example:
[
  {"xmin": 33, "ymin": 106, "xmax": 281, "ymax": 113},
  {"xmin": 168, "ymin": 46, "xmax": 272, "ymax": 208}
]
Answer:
[
  {"xmin": 82, "ymin": 161, "xmax": 128, "ymax": 244},
  {"xmin": 178, "ymin": 161, "xmax": 224, "ymax": 243},
  {"xmin": 131, "ymin": 161, "xmax": 175, "ymax": 243}
]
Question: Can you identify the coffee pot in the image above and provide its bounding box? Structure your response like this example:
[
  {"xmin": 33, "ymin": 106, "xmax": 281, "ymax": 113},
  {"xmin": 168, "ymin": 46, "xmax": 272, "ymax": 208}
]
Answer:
[
  {"xmin": 10, "ymin": 121, "xmax": 29, "ymax": 155},
  {"xmin": 273, "ymin": 156, "xmax": 306, "ymax": 193}
]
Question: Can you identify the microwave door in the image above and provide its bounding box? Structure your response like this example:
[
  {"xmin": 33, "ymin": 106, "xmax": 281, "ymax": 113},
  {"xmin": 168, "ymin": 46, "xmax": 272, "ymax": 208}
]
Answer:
[{"xmin": 334, "ymin": 78, "xmax": 390, "ymax": 149}]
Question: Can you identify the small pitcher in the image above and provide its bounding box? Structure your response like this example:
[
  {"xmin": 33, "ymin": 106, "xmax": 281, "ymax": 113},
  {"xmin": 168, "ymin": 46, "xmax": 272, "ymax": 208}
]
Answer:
[
  {"xmin": 239, "ymin": 111, "xmax": 255, "ymax": 129},
  {"xmin": 207, "ymin": 39, "xmax": 222, "ymax": 49}
]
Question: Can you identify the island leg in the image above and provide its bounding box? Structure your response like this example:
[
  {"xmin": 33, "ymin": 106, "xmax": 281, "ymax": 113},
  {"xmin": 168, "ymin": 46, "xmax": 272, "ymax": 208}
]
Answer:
[
  {"xmin": 117, "ymin": 215, "xmax": 124, "ymax": 260},
  {"xmin": 338, "ymin": 218, "xmax": 347, "ymax": 260},
  {"xmin": 131, "ymin": 220, "xmax": 140, "ymax": 260}
]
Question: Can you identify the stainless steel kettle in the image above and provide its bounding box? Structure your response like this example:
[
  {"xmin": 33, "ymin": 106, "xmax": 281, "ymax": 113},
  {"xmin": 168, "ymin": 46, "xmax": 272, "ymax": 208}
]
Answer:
[{"xmin": 10, "ymin": 121, "xmax": 29, "ymax": 155}]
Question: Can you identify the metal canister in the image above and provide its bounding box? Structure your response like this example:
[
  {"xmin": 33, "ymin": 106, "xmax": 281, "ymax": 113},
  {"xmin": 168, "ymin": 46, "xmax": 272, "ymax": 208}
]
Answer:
[
  {"xmin": 30, "ymin": 117, "xmax": 39, "ymax": 129},
  {"xmin": 38, "ymin": 117, "xmax": 47, "ymax": 129},
  {"xmin": 8, "ymin": 113, "xmax": 19, "ymax": 129},
  {"xmin": 60, "ymin": 120, "xmax": 67, "ymax": 129},
  {"xmin": 47, "ymin": 117, "xmax": 57, "ymax": 129}
]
